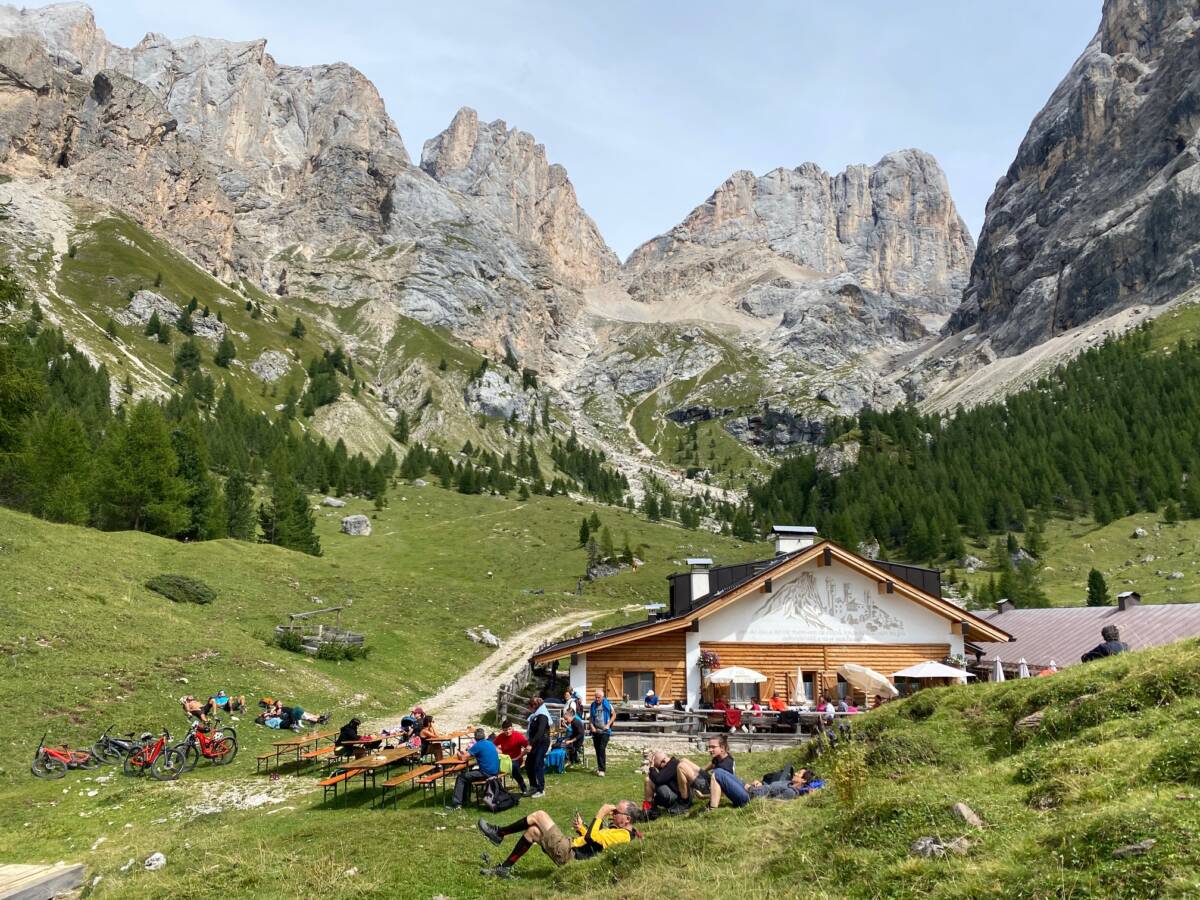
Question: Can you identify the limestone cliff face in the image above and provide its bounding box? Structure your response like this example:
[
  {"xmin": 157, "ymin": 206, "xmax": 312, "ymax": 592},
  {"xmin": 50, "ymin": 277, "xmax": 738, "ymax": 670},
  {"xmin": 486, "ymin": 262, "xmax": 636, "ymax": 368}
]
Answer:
[
  {"xmin": 421, "ymin": 107, "xmax": 618, "ymax": 287},
  {"xmin": 0, "ymin": 32, "xmax": 235, "ymax": 271},
  {"xmin": 622, "ymin": 151, "xmax": 973, "ymax": 365},
  {"xmin": 948, "ymin": 0, "xmax": 1200, "ymax": 353}
]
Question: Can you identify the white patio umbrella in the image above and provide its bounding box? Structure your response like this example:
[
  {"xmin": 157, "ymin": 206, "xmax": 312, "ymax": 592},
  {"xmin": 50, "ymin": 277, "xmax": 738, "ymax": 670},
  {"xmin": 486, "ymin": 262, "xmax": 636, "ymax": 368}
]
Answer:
[
  {"xmin": 837, "ymin": 663, "xmax": 899, "ymax": 698},
  {"xmin": 704, "ymin": 666, "xmax": 767, "ymax": 685},
  {"xmin": 992, "ymin": 657, "xmax": 1006, "ymax": 682},
  {"xmin": 1018, "ymin": 658, "xmax": 1030, "ymax": 679},
  {"xmin": 891, "ymin": 661, "xmax": 976, "ymax": 682}
]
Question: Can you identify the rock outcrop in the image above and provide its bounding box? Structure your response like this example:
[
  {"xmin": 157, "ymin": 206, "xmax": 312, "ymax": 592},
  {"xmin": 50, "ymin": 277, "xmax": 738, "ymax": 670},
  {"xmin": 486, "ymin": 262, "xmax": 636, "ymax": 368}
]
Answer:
[
  {"xmin": 622, "ymin": 151, "xmax": 973, "ymax": 369},
  {"xmin": 948, "ymin": 0, "xmax": 1200, "ymax": 354},
  {"xmin": 422, "ymin": 107, "xmax": 618, "ymax": 287}
]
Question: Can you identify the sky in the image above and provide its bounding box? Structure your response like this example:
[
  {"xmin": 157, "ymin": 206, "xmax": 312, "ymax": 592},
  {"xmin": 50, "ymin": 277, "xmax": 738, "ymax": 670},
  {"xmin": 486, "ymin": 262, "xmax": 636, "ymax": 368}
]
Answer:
[{"xmin": 84, "ymin": 0, "xmax": 1101, "ymax": 259}]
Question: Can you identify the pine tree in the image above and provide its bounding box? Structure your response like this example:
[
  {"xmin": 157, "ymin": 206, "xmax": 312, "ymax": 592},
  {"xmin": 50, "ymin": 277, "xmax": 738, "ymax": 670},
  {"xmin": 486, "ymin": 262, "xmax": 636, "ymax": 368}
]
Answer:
[
  {"xmin": 177, "ymin": 309, "xmax": 195, "ymax": 335},
  {"xmin": 579, "ymin": 516, "xmax": 590, "ymax": 546},
  {"xmin": 95, "ymin": 400, "xmax": 189, "ymax": 535},
  {"xmin": 291, "ymin": 317, "xmax": 306, "ymax": 339},
  {"xmin": 1183, "ymin": 479, "xmax": 1200, "ymax": 519},
  {"xmin": 504, "ymin": 345, "xmax": 519, "ymax": 370},
  {"xmin": 224, "ymin": 469, "xmax": 255, "ymax": 541},
  {"xmin": 588, "ymin": 511, "xmax": 602, "ymax": 531},
  {"xmin": 599, "ymin": 526, "xmax": 615, "ymax": 562},
  {"xmin": 214, "ymin": 335, "xmax": 236, "ymax": 368},
  {"xmin": 1164, "ymin": 501, "xmax": 1180, "ymax": 524},
  {"xmin": 171, "ymin": 416, "xmax": 223, "ymax": 540},
  {"xmin": 258, "ymin": 451, "xmax": 321, "ymax": 555},
  {"xmin": 105, "ymin": 318, "xmax": 118, "ymax": 340},
  {"xmin": 21, "ymin": 406, "xmax": 93, "ymax": 524},
  {"xmin": 157, "ymin": 322, "xmax": 171, "ymax": 345},
  {"xmin": 173, "ymin": 339, "xmax": 202, "ymax": 380},
  {"xmin": 1086, "ymin": 568, "xmax": 1110, "ymax": 607},
  {"xmin": 731, "ymin": 507, "xmax": 754, "ymax": 541},
  {"xmin": 517, "ymin": 482, "xmax": 530, "ymax": 501},
  {"xmin": 393, "ymin": 410, "xmax": 410, "ymax": 443},
  {"xmin": 144, "ymin": 311, "xmax": 162, "ymax": 337}
]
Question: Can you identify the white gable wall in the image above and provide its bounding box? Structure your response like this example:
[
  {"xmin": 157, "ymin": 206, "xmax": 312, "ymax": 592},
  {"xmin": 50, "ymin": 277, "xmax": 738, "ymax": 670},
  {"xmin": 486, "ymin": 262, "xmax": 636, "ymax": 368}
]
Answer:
[{"xmin": 700, "ymin": 559, "xmax": 963, "ymax": 656}]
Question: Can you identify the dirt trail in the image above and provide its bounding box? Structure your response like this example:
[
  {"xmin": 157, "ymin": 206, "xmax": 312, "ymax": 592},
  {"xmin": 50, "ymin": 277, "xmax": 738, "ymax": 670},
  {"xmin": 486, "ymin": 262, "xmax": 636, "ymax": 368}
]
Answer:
[{"xmin": 398, "ymin": 609, "xmax": 599, "ymax": 732}]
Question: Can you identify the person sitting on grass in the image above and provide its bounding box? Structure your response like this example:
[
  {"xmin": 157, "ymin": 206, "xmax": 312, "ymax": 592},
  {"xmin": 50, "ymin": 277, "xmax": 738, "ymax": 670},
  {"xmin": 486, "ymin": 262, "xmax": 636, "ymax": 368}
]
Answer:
[
  {"xmin": 675, "ymin": 735, "xmax": 748, "ymax": 811},
  {"xmin": 446, "ymin": 728, "xmax": 501, "ymax": 810},
  {"xmin": 477, "ymin": 801, "xmax": 643, "ymax": 878},
  {"xmin": 204, "ymin": 691, "xmax": 246, "ymax": 717},
  {"xmin": 744, "ymin": 767, "xmax": 823, "ymax": 801},
  {"xmin": 492, "ymin": 718, "xmax": 529, "ymax": 794},
  {"xmin": 559, "ymin": 707, "xmax": 586, "ymax": 766},
  {"xmin": 643, "ymin": 749, "xmax": 685, "ymax": 813}
]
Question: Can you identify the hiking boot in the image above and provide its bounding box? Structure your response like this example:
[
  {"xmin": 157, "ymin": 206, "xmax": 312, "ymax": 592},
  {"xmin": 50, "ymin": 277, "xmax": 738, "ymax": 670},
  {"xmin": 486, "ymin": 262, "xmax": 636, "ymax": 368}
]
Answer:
[
  {"xmin": 596, "ymin": 770, "xmax": 605, "ymax": 777},
  {"xmin": 444, "ymin": 803, "xmax": 462, "ymax": 811},
  {"xmin": 480, "ymin": 864, "xmax": 514, "ymax": 879},
  {"xmin": 529, "ymin": 791, "xmax": 545, "ymax": 799},
  {"xmin": 477, "ymin": 819, "xmax": 503, "ymax": 845},
  {"xmin": 667, "ymin": 803, "xmax": 691, "ymax": 816}
]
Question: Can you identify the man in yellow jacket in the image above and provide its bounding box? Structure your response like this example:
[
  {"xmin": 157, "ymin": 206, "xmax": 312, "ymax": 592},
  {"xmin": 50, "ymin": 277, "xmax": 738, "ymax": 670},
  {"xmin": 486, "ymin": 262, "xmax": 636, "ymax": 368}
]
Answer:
[{"xmin": 477, "ymin": 801, "xmax": 641, "ymax": 877}]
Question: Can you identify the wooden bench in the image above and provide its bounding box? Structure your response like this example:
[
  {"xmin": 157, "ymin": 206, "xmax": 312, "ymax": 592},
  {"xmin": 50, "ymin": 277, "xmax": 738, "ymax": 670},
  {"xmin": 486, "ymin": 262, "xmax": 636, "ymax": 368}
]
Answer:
[
  {"xmin": 256, "ymin": 751, "xmax": 282, "ymax": 774},
  {"xmin": 302, "ymin": 745, "xmax": 337, "ymax": 768},
  {"xmin": 319, "ymin": 768, "xmax": 362, "ymax": 802},
  {"xmin": 376, "ymin": 764, "xmax": 437, "ymax": 809},
  {"xmin": 418, "ymin": 763, "xmax": 467, "ymax": 803}
]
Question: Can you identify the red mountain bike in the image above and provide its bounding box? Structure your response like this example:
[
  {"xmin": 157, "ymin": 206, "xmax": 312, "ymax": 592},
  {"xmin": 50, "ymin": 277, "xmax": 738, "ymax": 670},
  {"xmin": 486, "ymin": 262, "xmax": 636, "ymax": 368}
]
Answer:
[
  {"xmin": 123, "ymin": 729, "xmax": 181, "ymax": 781},
  {"xmin": 31, "ymin": 733, "xmax": 101, "ymax": 779},
  {"xmin": 169, "ymin": 719, "xmax": 238, "ymax": 773}
]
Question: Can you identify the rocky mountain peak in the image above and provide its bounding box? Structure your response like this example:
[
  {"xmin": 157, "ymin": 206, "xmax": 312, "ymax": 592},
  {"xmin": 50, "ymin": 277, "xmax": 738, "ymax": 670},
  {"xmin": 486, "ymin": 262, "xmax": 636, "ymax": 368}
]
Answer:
[
  {"xmin": 627, "ymin": 149, "xmax": 973, "ymax": 312},
  {"xmin": 421, "ymin": 105, "xmax": 618, "ymax": 287},
  {"xmin": 947, "ymin": 0, "xmax": 1200, "ymax": 354}
]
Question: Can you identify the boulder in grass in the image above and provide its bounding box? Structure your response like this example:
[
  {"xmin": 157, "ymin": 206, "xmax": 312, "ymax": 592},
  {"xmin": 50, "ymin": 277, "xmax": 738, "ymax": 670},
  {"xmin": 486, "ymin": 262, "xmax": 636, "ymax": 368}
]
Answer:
[
  {"xmin": 322, "ymin": 497, "xmax": 346, "ymax": 508},
  {"xmin": 341, "ymin": 514, "xmax": 371, "ymax": 537}
]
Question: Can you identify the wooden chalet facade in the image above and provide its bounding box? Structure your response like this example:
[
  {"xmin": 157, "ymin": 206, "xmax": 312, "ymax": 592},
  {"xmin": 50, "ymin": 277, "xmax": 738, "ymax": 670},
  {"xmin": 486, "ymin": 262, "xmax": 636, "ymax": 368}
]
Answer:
[{"xmin": 532, "ymin": 527, "xmax": 1013, "ymax": 708}]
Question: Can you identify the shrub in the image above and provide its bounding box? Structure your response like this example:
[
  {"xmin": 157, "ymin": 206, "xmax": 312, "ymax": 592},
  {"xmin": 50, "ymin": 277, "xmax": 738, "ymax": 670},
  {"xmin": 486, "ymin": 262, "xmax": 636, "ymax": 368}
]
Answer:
[
  {"xmin": 145, "ymin": 574, "xmax": 215, "ymax": 605},
  {"xmin": 316, "ymin": 641, "xmax": 369, "ymax": 661},
  {"xmin": 829, "ymin": 743, "xmax": 868, "ymax": 808},
  {"xmin": 274, "ymin": 630, "xmax": 303, "ymax": 653}
]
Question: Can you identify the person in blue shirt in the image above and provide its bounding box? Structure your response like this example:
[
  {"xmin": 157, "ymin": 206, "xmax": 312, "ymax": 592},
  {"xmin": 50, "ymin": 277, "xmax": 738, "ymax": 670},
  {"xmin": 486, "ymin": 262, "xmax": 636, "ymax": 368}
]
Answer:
[
  {"xmin": 447, "ymin": 728, "xmax": 500, "ymax": 809},
  {"xmin": 589, "ymin": 689, "xmax": 614, "ymax": 777},
  {"xmin": 644, "ymin": 689, "xmax": 659, "ymax": 707}
]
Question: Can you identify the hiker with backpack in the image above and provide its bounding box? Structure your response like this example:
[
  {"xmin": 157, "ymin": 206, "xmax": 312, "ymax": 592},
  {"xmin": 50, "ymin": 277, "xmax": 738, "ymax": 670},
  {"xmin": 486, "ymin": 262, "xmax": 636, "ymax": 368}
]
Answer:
[
  {"xmin": 477, "ymin": 800, "xmax": 643, "ymax": 878},
  {"xmin": 588, "ymin": 688, "xmax": 614, "ymax": 777}
]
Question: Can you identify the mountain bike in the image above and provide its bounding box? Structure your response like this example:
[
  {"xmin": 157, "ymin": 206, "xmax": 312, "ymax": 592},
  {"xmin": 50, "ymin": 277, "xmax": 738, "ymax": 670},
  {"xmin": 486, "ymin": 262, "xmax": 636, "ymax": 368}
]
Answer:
[
  {"xmin": 123, "ymin": 729, "xmax": 182, "ymax": 781},
  {"xmin": 169, "ymin": 718, "xmax": 238, "ymax": 773},
  {"xmin": 31, "ymin": 733, "xmax": 102, "ymax": 778},
  {"xmin": 92, "ymin": 725, "xmax": 149, "ymax": 764}
]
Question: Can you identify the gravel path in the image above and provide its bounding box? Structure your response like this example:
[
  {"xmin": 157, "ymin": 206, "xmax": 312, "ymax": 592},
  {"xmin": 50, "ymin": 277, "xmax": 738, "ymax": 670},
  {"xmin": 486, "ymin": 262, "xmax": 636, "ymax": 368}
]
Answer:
[{"xmin": 396, "ymin": 609, "xmax": 599, "ymax": 732}]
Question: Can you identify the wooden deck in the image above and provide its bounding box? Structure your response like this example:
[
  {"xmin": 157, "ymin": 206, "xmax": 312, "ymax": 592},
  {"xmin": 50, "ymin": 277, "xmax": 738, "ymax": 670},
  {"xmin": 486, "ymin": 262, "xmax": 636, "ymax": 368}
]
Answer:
[{"xmin": 0, "ymin": 863, "xmax": 85, "ymax": 899}]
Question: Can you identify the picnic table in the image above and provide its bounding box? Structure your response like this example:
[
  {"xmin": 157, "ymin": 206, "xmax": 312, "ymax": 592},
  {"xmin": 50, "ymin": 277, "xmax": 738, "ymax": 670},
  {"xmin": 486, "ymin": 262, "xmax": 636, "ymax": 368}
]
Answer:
[
  {"xmin": 319, "ymin": 747, "xmax": 417, "ymax": 802},
  {"xmin": 258, "ymin": 730, "xmax": 336, "ymax": 772}
]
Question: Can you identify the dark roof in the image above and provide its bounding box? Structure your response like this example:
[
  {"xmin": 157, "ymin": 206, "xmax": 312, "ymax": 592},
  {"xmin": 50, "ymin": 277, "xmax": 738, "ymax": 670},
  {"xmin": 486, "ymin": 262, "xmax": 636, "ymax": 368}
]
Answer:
[
  {"xmin": 537, "ymin": 551, "xmax": 801, "ymax": 660},
  {"xmin": 772, "ymin": 525, "xmax": 818, "ymax": 534},
  {"xmin": 975, "ymin": 602, "xmax": 1200, "ymax": 669}
]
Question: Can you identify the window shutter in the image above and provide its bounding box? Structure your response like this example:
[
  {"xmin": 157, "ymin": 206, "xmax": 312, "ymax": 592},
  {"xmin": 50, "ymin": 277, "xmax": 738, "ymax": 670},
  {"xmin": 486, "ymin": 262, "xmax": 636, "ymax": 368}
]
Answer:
[
  {"xmin": 605, "ymin": 671, "xmax": 621, "ymax": 700},
  {"xmin": 786, "ymin": 672, "xmax": 797, "ymax": 702},
  {"xmin": 762, "ymin": 674, "xmax": 774, "ymax": 698}
]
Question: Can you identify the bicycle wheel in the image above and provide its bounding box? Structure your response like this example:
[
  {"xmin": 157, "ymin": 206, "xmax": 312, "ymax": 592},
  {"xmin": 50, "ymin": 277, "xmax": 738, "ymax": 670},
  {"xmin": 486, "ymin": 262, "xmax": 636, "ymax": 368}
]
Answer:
[
  {"xmin": 32, "ymin": 756, "xmax": 67, "ymax": 779},
  {"xmin": 175, "ymin": 742, "xmax": 200, "ymax": 774},
  {"xmin": 93, "ymin": 741, "xmax": 122, "ymax": 765},
  {"xmin": 123, "ymin": 752, "xmax": 146, "ymax": 778},
  {"xmin": 78, "ymin": 751, "xmax": 103, "ymax": 769},
  {"xmin": 210, "ymin": 734, "xmax": 238, "ymax": 766},
  {"xmin": 151, "ymin": 748, "xmax": 185, "ymax": 781}
]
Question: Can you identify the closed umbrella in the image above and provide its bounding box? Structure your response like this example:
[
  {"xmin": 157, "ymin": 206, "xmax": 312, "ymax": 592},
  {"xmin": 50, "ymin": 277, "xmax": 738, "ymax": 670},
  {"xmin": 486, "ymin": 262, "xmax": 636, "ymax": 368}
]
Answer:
[
  {"xmin": 704, "ymin": 666, "xmax": 767, "ymax": 685},
  {"xmin": 837, "ymin": 663, "xmax": 899, "ymax": 698},
  {"xmin": 992, "ymin": 657, "xmax": 1005, "ymax": 682},
  {"xmin": 1018, "ymin": 658, "xmax": 1030, "ymax": 679}
]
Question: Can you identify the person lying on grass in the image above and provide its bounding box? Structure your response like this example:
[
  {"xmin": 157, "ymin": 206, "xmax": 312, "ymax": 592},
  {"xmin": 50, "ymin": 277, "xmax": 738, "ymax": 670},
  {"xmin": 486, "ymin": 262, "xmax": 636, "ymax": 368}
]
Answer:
[
  {"xmin": 180, "ymin": 696, "xmax": 208, "ymax": 724},
  {"xmin": 476, "ymin": 801, "xmax": 643, "ymax": 878},
  {"xmin": 744, "ymin": 767, "xmax": 823, "ymax": 801},
  {"xmin": 204, "ymin": 691, "xmax": 246, "ymax": 716},
  {"xmin": 675, "ymin": 735, "xmax": 749, "ymax": 811}
]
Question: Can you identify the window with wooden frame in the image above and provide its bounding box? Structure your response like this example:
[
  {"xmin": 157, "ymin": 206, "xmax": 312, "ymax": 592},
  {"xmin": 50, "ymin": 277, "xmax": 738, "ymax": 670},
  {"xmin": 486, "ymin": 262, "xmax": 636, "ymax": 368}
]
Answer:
[{"xmin": 622, "ymin": 671, "xmax": 655, "ymax": 701}]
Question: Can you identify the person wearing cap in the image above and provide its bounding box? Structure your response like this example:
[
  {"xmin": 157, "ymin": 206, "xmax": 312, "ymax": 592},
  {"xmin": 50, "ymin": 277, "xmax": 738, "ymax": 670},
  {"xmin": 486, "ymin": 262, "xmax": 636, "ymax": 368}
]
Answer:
[
  {"xmin": 644, "ymin": 688, "xmax": 659, "ymax": 707},
  {"xmin": 204, "ymin": 691, "xmax": 246, "ymax": 717}
]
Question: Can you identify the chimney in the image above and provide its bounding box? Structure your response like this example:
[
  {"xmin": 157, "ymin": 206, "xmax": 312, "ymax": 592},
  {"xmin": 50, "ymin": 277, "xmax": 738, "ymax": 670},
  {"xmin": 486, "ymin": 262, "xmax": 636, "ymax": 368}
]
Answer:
[
  {"xmin": 995, "ymin": 599, "xmax": 1014, "ymax": 614},
  {"xmin": 579, "ymin": 621, "xmax": 592, "ymax": 636},
  {"xmin": 772, "ymin": 525, "xmax": 818, "ymax": 555},
  {"xmin": 1117, "ymin": 591, "xmax": 1141, "ymax": 611},
  {"xmin": 687, "ymin": 558, "xmax": 712, "ymax": 601},
  {"xmin": 644, "ymin": 603, "xmax": 666, "ymax": 622}
]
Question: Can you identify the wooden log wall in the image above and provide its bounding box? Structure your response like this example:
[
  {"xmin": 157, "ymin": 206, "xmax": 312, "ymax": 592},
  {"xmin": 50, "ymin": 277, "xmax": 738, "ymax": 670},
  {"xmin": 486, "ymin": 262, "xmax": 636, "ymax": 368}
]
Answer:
[{"xmin": 586, "ymin": 631, "xmax": 688, "ymax": 702}]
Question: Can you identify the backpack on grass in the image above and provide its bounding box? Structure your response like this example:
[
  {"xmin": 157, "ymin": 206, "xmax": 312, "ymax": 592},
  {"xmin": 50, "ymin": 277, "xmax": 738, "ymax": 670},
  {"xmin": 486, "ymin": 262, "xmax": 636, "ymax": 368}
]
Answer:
[{"xmin": 483, "ymin": 779, "xmax": 519, "ymax": 813}]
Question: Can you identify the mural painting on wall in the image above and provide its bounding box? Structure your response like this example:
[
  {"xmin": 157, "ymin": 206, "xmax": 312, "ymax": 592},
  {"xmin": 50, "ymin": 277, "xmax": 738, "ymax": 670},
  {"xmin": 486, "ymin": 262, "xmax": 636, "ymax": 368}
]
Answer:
[{"xmin": 745, "ymin": 571, "xmax": 904, "ymax": 641}]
